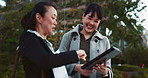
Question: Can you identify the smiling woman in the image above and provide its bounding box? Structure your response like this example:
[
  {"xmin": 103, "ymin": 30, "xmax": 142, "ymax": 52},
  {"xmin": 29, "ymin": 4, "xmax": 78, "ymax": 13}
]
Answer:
[{"xmin": 59, "ymin": 3, "xmax": 113, "ymax": 78}]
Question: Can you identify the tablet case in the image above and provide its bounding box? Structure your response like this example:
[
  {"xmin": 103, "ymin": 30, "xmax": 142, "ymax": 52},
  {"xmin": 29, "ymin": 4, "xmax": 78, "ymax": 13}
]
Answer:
[{"xmin": 81, "ymin": 47, "xmax": 121, "ymax": 70}]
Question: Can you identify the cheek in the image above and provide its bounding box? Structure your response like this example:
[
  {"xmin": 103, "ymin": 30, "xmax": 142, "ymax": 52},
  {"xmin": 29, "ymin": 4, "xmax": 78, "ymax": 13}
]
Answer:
[
  {"xmin": 47, "ymin": 26, "xmax": 53, "ymax": 35},
  {"xmin": 82, "ymin": 17, "xmax": 87, "ymax": 22},
  {"xmin": 84, "ymin": 18, "xmax": 89, "ymax": 22},
  {"xmin": 49, "ymin": 26, "xmax": 52, "ymax": 30},
  {"xmin": 83, "ymin": 19, "xmax": 89, "ymax": 25},
  {"xmin": 94, "ymin": 24, "xmax": 99, "ymax": 29}
]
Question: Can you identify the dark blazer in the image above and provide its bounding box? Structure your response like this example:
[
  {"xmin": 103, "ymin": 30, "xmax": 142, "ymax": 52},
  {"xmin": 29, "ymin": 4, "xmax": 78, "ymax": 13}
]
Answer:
[{"xmin": 19, "ymin": 31, "xmax": 79, "ymax": 78}]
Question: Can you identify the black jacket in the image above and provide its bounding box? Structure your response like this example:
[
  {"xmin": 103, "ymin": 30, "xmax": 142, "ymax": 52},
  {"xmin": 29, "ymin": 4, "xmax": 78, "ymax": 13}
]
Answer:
[{"xmin": 19, "ymin": 31, "xmax": 79, "ymax": 78}]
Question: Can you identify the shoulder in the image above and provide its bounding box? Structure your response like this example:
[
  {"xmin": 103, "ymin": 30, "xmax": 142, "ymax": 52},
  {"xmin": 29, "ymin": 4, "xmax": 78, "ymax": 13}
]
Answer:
[
  {"xmin": 94, "ymin": 31, "xmax": 110, "ymax": 48},
  {"xmin": 20, "ymin": 31, "xmax": 42, "ymax": 42},
  {"xmin": 19, "ymin": 31, "xmax": 46, "ymax": 50},
  {"xmin": 20, "ymin": 31, "xmax": 36, "ymax": 38},
  {"xmin": 63, "ymin": 31, "xmax": 73, "ymax": 39},
  {"xmin": 95, "ymin": 31, "xmax": 109, "ymax": 40},
  {"xmin": 64, "ymin": 24, "xmax": 82, "ymax": 36}
]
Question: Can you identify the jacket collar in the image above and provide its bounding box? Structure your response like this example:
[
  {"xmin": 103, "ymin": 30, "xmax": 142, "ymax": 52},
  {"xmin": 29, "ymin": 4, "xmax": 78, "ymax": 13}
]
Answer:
[
  {"xmin": 27, "ymin": 29, "xmax": 53, "ymax": 47},
  {"xmin": 27, "ymin": 29, "xmax": 45, "ymax": 39},
  {"xmin": 71, "ymin": 24, "xmax": 104, "ymax": 40}
]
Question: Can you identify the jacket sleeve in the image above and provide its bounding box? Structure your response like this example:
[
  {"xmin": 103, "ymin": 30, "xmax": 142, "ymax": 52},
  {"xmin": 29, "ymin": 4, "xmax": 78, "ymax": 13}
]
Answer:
[
  {"xmin": 19, "ymin": 33, "xmax": 79, "ymax": 69},
  {"xmin": 104, "ymin": 36, "xmax": 113, "ymax": 78}
]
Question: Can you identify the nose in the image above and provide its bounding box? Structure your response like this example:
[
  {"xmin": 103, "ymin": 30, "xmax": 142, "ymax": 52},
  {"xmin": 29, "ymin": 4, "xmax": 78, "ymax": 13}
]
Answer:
[
  {"xmin": 54, "ymin": 20, "xmax": 57, "ymax": 26},
  {"xmin": 90, "ymin": 20, "xmax": 94, "ymax": 25}
]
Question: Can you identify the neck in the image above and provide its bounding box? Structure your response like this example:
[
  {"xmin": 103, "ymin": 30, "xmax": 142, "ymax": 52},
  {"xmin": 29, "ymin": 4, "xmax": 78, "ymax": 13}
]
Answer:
[
  {"xmin": 80, "ymin": 29, "xmax": 93, "ymax": 40},
  {"xmin": 36, "ymin": 26, "xmax": 47, "ymax": 39}
]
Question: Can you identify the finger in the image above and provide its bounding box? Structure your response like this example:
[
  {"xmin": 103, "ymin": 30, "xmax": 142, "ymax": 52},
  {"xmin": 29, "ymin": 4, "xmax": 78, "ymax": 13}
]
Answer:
[
  {"xmin": 96, "ymin": 64, "xmax": 99, "ymax": 66},
  {"xmin": 103, "ymin": 60, "xmax": 107, "ymax": 67},
  {"xmin": 81, "ymin": 54, "xmax": 86, "ymax": 61},
  {"xmin": 79, "ymin": 55, "xmax": 85, "ymax": 61},
  {"xmin": 95, "ymin": 64, "xmax": 102, "ymax": 68},
  {"xmin": 80, "ymin": 54, "xmax": 87, "ymax": 58},
  {"xmin": 93, "ymin": 66, "xmax": 100, "ymax": 70},
  {"xmin": 80, "ymin": 64, "xmax": 84, "ymax": 66},
  {"xmin": 83, "ymin": 57, "xmax": 86, "ymax": 61},
  {"xmin": 80, "ymin": 54, "xmax": 85, "ymax": 57}
]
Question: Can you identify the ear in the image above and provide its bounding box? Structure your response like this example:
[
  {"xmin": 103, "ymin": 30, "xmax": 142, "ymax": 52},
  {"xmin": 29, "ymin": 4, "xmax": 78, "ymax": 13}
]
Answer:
[
  {"xmin": 82, "ymin": 13, "xmax": 85, "ymax": 21},
  {"xmin": 35, "ymin": 13, "xmax": 42, "ymax": 24},
  {"xmin": 82, "ymin": 13, "xmax": 84, "ymax": 19}
]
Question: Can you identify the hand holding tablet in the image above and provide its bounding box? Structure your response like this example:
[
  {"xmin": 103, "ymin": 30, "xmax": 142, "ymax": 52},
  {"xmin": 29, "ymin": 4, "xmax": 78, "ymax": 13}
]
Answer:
[{"xmin": 81, "ymin": 47, "xmax": 121, "ymax": 70}]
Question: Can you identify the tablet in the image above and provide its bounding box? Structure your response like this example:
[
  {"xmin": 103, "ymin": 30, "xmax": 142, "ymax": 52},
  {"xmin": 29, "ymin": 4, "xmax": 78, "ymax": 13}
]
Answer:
[{"xmin": 81, "ymin": 47, "xmax": 121, "ymax": 70}]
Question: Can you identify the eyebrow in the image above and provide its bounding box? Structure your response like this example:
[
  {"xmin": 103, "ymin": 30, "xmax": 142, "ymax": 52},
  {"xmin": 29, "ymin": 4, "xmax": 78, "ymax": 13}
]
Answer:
[
  {"xmin": 88, "ymin": 15, "xmax": 99, "ymax": 20},
  {"xmin": 53, "ymin": 14, "xmax": 57, "ymax": 17}
]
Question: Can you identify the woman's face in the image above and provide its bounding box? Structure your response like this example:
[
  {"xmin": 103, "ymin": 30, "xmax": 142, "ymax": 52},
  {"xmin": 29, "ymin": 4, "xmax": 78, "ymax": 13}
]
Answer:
[
  {"xmin": 82, "ymin": 12, "xmax": 100, "ymax": 34},
  {"xmin": 37, "ymin": 6, "xmax": 57, "ymax": 36}
]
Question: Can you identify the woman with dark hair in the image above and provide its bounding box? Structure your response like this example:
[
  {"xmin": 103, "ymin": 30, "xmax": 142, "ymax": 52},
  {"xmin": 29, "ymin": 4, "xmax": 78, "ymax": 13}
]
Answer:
[
  {"xmin": 59, "ymin": 3, "xmax": 113, "ymax": 78},
  {"xmin": 19, "ymin": 2, "xmax": 86, "ymax": 78}
]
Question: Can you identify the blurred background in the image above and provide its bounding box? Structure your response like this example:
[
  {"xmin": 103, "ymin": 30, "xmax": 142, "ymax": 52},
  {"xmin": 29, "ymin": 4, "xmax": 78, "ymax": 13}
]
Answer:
[{"xmin": 0, "ymin": 0, "xmax": 148, "ymax": 78}]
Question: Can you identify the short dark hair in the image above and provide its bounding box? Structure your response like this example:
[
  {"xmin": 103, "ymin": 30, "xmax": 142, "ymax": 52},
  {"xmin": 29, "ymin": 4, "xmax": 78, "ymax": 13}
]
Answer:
[
  {"xmin": 21, "ymin": 2, "xmax": 57, "ymax": 30},
  {"xmin": 84, "ymin": 3, "xmax": 103, "ymax": 20}
]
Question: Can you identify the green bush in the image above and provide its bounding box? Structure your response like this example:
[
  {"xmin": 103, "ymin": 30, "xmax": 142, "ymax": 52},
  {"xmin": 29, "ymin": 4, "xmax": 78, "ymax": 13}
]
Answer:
[
  {"xmin": 112, "ymin": 64, "xmax": 141, "ymax": 72},
  {"xmin": 112, "ymin": 64, "xmax": 148, "ymax": 78},
  {"xmin": 122, "ymin": 46, "xmax": 148, "ymax": 67},
  {"xmin": 113, "ymin": 68, "xmax": 124, "ymax": 78}
]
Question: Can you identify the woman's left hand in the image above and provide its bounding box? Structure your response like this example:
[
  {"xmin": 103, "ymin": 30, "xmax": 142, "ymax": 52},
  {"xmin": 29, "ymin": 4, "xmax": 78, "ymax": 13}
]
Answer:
[{"xmin": 92, "ymin": 60, "xmax": 108, "ymax": 76}]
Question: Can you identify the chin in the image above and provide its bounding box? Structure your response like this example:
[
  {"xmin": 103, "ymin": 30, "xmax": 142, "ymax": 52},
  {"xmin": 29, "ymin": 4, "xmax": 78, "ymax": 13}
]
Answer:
[
  {"xmin": 47, "ymin": 33, "xmax": 53, "ymax": 36},
  {"xmin": 86, "ymin": 30, "xmax": 94, "ymax": 33},
  {"xmin": 51, "ymin": 32, "xmax": 55, "ymax": 35}
]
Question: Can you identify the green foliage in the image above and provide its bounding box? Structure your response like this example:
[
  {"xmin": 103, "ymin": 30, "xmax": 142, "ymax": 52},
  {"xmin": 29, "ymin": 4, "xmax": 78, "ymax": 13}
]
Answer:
[
  {"xmin": 112, "ymin": 64, "xmax": 148, "ymax": 78},
  {"xmin": 0, "ymin": 2, "xmax": 34, "ymax": 52},
  {"xmin": 122, "ymin": 45, "xmax": 148, "ymax": 67},
  {"xmin": 0, "ymin": 2, "xmax": 34, "ymax": 77},
  {"xmin": 113, "ymin": 64, "xmax": 142, "ymax": 72},
  {"xmin": 47, "ymin": 32, "xmax": 64, "ymax": 50},
  {"xmin": 0, "ymin": 52, "xmax": 16, "ymax": 78},
  {"xmin": 112, "ymin": 68, "xmax": 124, "ymax": 78},
  {"xmin": 99, "ymin": 0, "xmax": 145, "ymax": 49},
  {"xmin": 56, "ymin": 0, "xmax": 85, "ymax": 8}
]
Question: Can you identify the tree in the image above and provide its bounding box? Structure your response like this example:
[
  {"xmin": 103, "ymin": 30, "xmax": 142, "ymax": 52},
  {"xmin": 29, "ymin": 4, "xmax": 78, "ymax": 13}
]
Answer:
[
  {"xmin": 96, "ymin": 0, "xmax": 145, "ymax": 48},
  {"xmin": 0, "ymin": 2, "xmax": 34, "ymax": 77}
]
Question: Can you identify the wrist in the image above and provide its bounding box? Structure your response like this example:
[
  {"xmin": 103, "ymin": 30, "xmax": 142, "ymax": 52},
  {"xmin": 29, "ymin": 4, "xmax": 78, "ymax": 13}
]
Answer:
[
  {"xmin": 102, "ymin": 73, "xmax": 108, "ymax": 77},
  {"xmin": 76, "ymin": 51, "xmax": 80, "ymax": 59},
  {"xmin": 102, "ymin": 71, "xmax": 109, "ymax": 77},
  {"xmin": 74, "ymin": 64, "xmax": 79, "ymax": 72}
]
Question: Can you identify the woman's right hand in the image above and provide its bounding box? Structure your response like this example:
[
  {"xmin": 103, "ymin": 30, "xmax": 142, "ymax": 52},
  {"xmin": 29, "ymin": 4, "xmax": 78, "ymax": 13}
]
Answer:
[
  {"xmin": 74, "ymin": 64, "xmax": 94, "ymax": 76},
  {"xmin": 76, "ymin": 50, "xmax": 87, "ymax": 61}
]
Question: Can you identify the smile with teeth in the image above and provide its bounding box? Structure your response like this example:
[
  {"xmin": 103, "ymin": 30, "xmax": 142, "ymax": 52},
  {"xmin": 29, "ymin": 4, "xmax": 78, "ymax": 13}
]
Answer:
[{"xmin": 87, "ymin": 25, "xmax": 93, "ymax": 29}]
